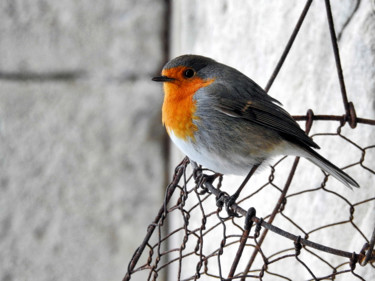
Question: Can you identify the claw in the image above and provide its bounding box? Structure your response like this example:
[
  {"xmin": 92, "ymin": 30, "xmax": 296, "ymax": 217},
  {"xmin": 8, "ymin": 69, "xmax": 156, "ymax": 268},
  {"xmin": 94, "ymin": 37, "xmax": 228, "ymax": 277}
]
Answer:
[
  {"xmin": 216, "ymin": 192, "xmax": 226, "ymax": 208},
  {"xmin": 224, "ymin": 194, "xmax": 241, "ymax": 217},
  {"xmin": 204, "ymin": 173, "xmax": 222, "ymax": 184},
  {"xmin": 193, "ymin": 165, "xmax": 222, "ymax": 194}
]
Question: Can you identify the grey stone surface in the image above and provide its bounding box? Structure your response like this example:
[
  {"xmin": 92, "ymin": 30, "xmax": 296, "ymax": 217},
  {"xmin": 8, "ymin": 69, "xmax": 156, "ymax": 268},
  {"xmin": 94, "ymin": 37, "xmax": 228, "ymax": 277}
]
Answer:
[
  {"xmin": 0, "ymin": 0, "xmax": 166, "ymax": 280},
  {"xmin": 170, "ymin": 0, "xmax": 375, "ymax": 279},
  {"xmin": 0, "ymin": 0, "xmax": 164, "ymax": 79}
]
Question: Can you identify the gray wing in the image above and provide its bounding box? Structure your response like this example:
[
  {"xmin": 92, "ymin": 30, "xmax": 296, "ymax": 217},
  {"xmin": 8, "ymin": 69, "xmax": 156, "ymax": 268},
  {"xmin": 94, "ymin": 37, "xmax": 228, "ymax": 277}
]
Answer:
[{"xmin": 206, "ymin": 82, "xmax": 319, "ymax": 149}]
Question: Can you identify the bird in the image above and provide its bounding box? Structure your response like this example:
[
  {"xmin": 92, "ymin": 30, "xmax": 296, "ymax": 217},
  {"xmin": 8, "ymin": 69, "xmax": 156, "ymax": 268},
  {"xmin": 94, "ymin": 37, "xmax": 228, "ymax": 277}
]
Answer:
[{"xmin": 152, "ymin": 54, "xmax": 359, "ymax": 194}]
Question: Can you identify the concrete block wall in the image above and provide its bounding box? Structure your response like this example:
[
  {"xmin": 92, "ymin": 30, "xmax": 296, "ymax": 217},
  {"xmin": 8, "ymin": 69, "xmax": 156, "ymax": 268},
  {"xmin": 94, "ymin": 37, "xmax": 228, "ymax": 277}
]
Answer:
[{"xmin": 0, "ymin": 1, "xmax": 167, "ymax": 280}]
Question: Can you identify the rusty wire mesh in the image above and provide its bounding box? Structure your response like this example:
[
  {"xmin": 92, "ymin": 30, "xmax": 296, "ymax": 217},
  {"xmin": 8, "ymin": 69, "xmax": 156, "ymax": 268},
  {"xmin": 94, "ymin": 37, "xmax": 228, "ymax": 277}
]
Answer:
[{"xmin": 123, "ymin": 1, "xmax": 375, "ymax": 280}]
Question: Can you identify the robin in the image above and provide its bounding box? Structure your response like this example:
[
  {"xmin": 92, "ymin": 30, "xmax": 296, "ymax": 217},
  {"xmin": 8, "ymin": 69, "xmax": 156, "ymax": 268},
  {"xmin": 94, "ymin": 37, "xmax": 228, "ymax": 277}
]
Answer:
[{"xmin": 152, "ymin": 55, "xmax": 359, "ymax": 205}]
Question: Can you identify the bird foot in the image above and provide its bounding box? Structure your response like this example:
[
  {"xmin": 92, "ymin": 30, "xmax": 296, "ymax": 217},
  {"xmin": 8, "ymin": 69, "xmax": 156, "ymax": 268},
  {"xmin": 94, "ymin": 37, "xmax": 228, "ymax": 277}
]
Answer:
[{"xmin": 193, "ymin": 166, "xmax": 222, "ymax": 194}]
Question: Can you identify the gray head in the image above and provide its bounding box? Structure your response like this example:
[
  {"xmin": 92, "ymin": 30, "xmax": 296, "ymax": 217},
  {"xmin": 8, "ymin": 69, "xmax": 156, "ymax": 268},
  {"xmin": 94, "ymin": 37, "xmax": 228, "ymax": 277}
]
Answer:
[
  {"xmin": 164, "ymin": 55, "xmax": 216, "ymax": 71},
  {"xmin": 152, "ymin": 55, "xmax": 223, "ymax": 82}
]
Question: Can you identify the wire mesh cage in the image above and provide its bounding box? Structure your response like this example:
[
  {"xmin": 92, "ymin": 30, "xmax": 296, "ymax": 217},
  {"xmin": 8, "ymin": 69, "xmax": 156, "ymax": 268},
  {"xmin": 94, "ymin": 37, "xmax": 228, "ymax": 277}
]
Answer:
[{"xmin": 123, "ymin": 1, "xmax": 375, "ymax": 280}]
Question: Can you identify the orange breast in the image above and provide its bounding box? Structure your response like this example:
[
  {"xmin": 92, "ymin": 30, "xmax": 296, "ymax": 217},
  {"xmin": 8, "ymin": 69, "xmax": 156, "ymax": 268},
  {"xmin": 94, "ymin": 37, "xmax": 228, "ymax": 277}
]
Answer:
[{"xmin": 162, "ymin": 66, "xmax": 214, "ymax": 141}]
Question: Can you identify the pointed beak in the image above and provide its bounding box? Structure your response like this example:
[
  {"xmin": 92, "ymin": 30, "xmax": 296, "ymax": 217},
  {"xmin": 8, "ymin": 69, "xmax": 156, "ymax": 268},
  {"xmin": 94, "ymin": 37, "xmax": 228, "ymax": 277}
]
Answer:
[{"xmin": 152, "ymin": 75, "xmax": 175, "ymax": 82}]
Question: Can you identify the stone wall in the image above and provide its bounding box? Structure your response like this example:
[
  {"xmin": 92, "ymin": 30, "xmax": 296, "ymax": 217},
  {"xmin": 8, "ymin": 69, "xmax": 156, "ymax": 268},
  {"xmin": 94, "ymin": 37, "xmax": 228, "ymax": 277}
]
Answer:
[{"xmin": 0, "ymin": 1, "xmax": 167, "ymax": 280}]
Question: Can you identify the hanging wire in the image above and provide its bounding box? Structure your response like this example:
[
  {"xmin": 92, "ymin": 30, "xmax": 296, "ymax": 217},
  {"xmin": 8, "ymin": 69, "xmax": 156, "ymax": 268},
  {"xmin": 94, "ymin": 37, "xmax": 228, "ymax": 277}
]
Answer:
[{"xmin": 123, "ymin": 1, "xmax": 375, "ymax": 280}]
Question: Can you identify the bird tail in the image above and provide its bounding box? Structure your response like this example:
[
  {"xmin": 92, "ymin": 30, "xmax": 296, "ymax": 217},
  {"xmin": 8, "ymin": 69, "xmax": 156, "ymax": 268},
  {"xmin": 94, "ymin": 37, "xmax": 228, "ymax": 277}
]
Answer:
[{"xmin": 299, "ymin": 147, "xmax": 359, "ymax": 189}]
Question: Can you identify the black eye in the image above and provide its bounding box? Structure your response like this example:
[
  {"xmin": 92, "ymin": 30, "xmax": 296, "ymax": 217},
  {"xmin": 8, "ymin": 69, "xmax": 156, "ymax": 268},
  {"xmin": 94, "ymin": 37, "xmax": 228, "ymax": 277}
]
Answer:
[{"xmin": 183, "ymin": 68, "xmax": 195, "ymax": 78}]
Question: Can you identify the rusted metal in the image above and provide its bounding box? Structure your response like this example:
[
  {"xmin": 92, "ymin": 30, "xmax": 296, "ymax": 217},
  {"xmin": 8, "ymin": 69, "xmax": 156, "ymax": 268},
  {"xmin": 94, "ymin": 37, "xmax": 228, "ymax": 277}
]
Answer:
[
  {"xmin": 242, "ymin": 111, "xmax": 314, "ymax": 276},
  {"xmin": 124, "ymin": 150, "xmax": 375, "ymax": 280},
  {"xmin": 123, "ymin": 158, "xmax": 188, "ymax": 281},
  {"xmin": 324, "ymin": 0, "xmax": 351, "ymax": 118},
  {"xmin": 293, "ymin": 114, "xmax": 375, "ymax": 126},
  {"xmin": 123, "ymin": 1, "xmax": 375, "ymax": 280},
  {"xmin": 361, "ymin": 224, "xmax": 375, "ymax": 266},
  {"xmin": 227, "ymin": 208, "xmax": 256, "ymax": 280},
  {"xmin": 264, "ymin": 0, "xmax": 313, "ymax": 93}
]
